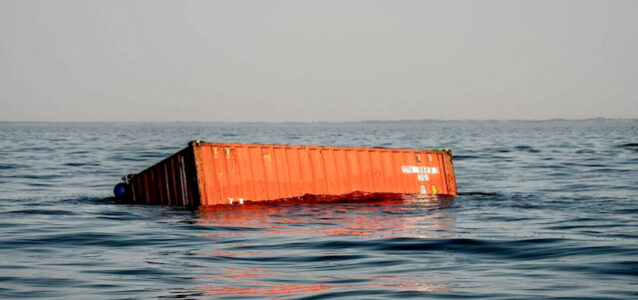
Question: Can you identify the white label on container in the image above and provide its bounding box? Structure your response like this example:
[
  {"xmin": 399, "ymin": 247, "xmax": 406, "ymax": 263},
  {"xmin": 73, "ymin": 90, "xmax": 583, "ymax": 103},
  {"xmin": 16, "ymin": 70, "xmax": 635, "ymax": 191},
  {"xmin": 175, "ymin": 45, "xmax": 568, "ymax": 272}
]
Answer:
[
  {"xmin": 417, "ymin": 174, "xmax": 430, "ymax": 181},
  {"xmin": 401, "ymin": 166, "xmax": 439, "ymax": 174}
]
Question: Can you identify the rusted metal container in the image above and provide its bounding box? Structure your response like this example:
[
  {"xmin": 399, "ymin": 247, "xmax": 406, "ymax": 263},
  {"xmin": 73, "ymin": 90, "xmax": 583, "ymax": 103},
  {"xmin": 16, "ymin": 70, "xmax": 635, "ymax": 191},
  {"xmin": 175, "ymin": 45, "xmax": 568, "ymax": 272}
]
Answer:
[{"xmin": 116, "ymin": 141, "xmax": 457, "ymax": 206}]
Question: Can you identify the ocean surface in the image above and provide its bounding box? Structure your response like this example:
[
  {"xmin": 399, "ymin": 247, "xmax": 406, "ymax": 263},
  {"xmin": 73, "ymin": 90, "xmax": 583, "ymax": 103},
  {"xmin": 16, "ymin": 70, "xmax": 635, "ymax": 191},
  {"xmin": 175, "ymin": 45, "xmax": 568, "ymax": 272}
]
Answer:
[{"xmin": 0, "ymin": 120, "xmax": 636, "ymax": 299}]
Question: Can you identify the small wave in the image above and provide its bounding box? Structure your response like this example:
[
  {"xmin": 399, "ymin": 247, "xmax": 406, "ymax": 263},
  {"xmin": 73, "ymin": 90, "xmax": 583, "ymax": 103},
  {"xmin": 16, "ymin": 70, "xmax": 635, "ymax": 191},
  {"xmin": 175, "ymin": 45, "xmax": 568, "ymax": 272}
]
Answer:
[
  {"xmin": 458, "ymin": 191, "xmax": 500, "ymax": 197},
  {"xmin": 63, "ymin": 162, "xmax": 100, "ymax": 167},
  {"xmin": 0, "ymin": 163, "xmax": 27, "ymax": 170},
  {"xmin": 3, "ymin": 232, "xmax": 187, "ymax": 248},
  {"xmin": 514, "ymin": 145, "xmax": 541, "ymax": 153},
  {"xmin": 575, "ymin": 149, "xmax": 596, "ymax": 154},
  {"xmin": 221, "ymin": 237, "xmax": 616, "ymax": 261},
  {"xmin": 3, "ymin": 209, "xmax": 78, "ymax": 216},
  {"xmin": 452, "ymin": 155, "xmax": 480, "ymax": 160}
]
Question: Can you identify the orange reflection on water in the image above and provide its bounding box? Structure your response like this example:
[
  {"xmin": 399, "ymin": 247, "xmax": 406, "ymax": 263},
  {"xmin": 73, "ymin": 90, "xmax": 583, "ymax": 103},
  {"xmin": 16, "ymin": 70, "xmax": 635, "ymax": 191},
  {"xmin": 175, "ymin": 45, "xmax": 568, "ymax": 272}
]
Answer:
[
  {"xmin": 191, "ymin": 194, "xmax": 456, "ymax": 298},
  {"xmin": 194, "ymin": 267, "xmax": 340, "ymax": 299},
  {"xmin": 369, "ymin": 274, "xmax": 454, "ymax": 293},
  {"xmin": 198, "ymin": 282, "xmax": 338, "ymax": 298},
  {"xmin": 196, "ymin": 194, "xmax": 455, "ymax": 239}
]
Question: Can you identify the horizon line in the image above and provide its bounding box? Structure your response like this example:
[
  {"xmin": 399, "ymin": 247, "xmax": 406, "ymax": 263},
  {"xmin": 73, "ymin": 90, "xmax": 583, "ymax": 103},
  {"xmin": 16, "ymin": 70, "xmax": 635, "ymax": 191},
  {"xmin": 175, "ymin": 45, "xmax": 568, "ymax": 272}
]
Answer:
[{"xmin": 0, "ymin": 117, "xmax": 636, "ymax": 124}]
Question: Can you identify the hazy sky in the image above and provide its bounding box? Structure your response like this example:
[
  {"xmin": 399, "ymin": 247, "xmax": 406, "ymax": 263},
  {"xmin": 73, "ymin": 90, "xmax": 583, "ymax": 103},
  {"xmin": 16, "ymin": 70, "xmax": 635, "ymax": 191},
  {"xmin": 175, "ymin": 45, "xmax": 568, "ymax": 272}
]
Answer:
[{"xmin": 1, "ymin": 0, "xmax": 636, "ymax": 122}]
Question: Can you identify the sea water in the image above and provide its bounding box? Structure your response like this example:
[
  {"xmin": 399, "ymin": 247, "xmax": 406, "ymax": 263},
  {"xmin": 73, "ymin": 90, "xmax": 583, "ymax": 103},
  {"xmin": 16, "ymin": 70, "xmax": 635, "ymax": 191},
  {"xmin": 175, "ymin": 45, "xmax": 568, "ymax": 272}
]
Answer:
[{"xmin": 0, "ymin": 120, "xmax": 636, "ymax": 299}]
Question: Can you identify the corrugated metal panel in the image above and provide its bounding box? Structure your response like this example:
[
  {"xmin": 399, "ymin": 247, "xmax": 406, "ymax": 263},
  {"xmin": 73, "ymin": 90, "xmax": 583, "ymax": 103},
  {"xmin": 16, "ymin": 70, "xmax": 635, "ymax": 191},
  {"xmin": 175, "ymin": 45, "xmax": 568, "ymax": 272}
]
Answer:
[
  {"xmin": 193, "ymin": 142, "xmax": 457, "ymax": 206},
  {"xmin": 128, "ymin": 146, "xmax": 200, "ymax": 206}
]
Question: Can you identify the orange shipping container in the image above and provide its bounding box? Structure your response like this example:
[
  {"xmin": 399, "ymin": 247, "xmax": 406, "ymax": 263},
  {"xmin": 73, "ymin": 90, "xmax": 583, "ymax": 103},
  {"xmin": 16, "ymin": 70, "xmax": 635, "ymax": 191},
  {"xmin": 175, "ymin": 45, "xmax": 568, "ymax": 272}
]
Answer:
[{"xmin": 114, "ymin": 141, "xmax": 457, "ymax": 206}]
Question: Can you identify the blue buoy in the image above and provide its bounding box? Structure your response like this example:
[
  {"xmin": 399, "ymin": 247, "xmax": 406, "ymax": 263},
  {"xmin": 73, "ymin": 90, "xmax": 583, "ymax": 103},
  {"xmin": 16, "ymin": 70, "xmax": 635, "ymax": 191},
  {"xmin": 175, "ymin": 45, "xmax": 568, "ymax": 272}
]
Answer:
[{"xmin": 113, "ymin": 182, "xmax": 128, "ymax": 198}]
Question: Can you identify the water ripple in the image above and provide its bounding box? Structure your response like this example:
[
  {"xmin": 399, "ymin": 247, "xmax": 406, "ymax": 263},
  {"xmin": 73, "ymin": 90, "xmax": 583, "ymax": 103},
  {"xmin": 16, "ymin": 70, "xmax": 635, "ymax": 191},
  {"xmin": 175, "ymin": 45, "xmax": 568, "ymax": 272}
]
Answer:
[{"xmin": 0, "ymin": 120, "xmax": 637, "ymax": 299}]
